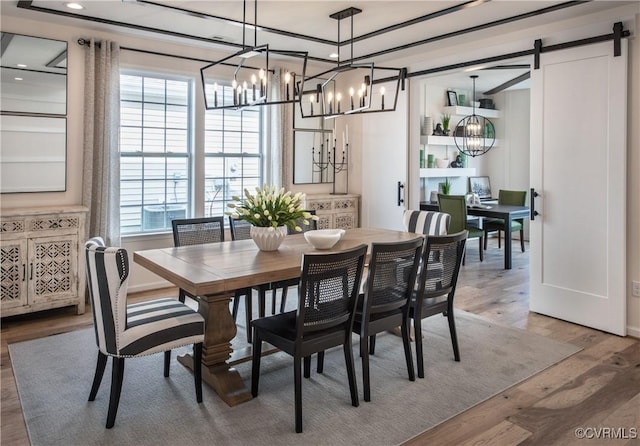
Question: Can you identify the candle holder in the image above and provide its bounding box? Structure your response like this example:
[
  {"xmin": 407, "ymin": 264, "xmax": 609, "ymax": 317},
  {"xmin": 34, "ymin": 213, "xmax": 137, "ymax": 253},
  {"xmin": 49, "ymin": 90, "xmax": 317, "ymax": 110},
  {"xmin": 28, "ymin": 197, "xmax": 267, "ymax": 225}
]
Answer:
[{"xmin": 329, "ymin": 140, "xmax": 349, "ymax": 195}]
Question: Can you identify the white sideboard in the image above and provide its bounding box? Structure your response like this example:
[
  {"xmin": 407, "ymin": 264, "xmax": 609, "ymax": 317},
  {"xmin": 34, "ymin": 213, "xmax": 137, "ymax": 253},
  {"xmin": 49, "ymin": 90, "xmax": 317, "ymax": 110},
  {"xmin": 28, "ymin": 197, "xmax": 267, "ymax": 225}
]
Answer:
[
  {"xmin": 1, "ymin": 206, "xmax": 88, "ymax": 317},
  {"xmin": 304, "ymin": 194, "xmax": 359, "ymax": 230}
]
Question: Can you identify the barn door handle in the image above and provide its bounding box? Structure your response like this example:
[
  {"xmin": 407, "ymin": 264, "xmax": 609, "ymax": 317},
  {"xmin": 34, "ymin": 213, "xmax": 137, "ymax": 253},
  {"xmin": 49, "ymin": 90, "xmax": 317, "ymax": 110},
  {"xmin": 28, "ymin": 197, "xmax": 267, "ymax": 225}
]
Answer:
[
  {"xmin": 530, "ymin": 188, "xmax": 539, "ymax": 221},
  {"xmin": 397, "ymin": 182, "xmax": 405, "ymax": 206}
]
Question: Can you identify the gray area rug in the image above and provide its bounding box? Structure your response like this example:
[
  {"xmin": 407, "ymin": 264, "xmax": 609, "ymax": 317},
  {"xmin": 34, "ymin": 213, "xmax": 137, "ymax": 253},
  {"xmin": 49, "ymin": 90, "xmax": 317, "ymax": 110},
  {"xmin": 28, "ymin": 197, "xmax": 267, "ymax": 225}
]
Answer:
[{"xmin": 9, "ymin": 311, "xmax": 580, "ymax": 446}]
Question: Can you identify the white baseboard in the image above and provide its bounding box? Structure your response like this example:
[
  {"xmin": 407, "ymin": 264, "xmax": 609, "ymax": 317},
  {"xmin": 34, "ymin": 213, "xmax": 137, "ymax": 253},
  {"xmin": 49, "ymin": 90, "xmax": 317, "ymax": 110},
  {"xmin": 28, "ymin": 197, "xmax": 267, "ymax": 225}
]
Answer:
[{"xmin": 626, "ymin": 325, "xmax": 640, "ymax": 339}]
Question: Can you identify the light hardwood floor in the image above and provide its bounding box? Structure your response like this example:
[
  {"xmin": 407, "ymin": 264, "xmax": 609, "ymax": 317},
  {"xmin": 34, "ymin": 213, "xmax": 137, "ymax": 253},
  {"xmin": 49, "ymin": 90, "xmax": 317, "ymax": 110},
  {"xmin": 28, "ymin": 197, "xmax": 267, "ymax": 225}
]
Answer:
[{"xmin": 1, "ymin": 239, "xmax": 638, "ymax": 445}]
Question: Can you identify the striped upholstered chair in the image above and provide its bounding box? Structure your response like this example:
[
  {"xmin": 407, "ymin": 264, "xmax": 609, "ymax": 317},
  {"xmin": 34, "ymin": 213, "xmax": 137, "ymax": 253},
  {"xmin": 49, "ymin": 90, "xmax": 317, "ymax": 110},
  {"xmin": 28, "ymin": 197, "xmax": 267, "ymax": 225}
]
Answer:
[
  {"xmin": 84, "ymin": 237, "xmax": 204, "ymax": 428},
  {"xmin": 403, "ymin": 209, "xmax": 450, "ymax": 236}
]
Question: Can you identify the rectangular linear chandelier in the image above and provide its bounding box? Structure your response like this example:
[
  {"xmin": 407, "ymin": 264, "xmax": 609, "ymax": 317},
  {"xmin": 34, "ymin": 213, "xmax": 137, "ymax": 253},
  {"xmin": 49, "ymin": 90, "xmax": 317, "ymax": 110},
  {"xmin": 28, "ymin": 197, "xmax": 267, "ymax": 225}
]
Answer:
[
  {"xmin": 298, "ymin": 7, "xmax": 405, "ymax": 119},
  {"xmin": 200, "ymin": 1, "xmax": 308, "ymax": 111}
]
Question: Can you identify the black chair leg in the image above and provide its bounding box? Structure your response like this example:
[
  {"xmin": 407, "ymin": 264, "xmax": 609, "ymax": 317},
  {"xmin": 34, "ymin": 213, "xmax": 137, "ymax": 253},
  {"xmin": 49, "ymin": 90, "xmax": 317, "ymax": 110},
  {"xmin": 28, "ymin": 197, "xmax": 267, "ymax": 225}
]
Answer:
[
  {"xmin": 401, "ymin": 318, "xmax": 415, "ymax": 382},
  {"xmin": 164, "ymin": 350, "xmax": 171, "ymax": 377},
  {"xmin": 251, "ymin": 332, "xmax": 262, "ymax": 397},
  {"xmin": 414, "ymin": 316, "xmax": 425, "ymax": 379},
  {"xmin": 483, "ymin": 231, "xmax": 488, "ymax": 250},
  {"xmin": 447, "ymin": 306, "xmax": 460, "ymax": 361},
  {"xmin": 498, "ymin": 230, "xmax": 502, "ymax": 248},
  {"xmin": 232, "ymin": 294, "xmax": 240, "ymax": 321},
  {"xmin": 520, "ymin": 229, "xmax": 525, "ymax": 252},
  {"xmin": 369, "ymin": 334, "xmax": 376, "ymax": 355},
  {"xmin": 106, "ymin": 357, "xmax": 125, "ymax": 429},
  {"xmin": 271, "ymin": 287, "xmax": 277, "ymax": 315},
  {"xmin": 303, "ymin": 356, "xmax": 311, "ymax": 378},
  {"xmin": 88, "ymin": 351, "xmax": 108, "ymax": 401},
  {"xmin": 245, "ymin": 292, "xmax": 253, "ymax": 343},
  {"xmin": 193, "ymin": 342, "xmax": 203, "ymax": 403},
  {"xmin": 258, "ymin": 288, "xmax": 266, "ymax": 318},
  {"xmin": 479, "ymin": 237, "xmax": 484, "ymax": 262},
  {"xmin": 280, "ymin": 286, "xmax": 288, "ymax": 313},
  {"xmin": 294, "ymin": 355, "xmax": 303, "ymax": 433},
  {"xmin": 360, "ymin": 334, "xmax": 371, "ymax": 402},
  {"xmin": 316, "ymin": 351, "xmax": 324, "ymax": 373},
  {"xmin": 343, "ymin": 338, "xmax": 359, "ymax": 408}
]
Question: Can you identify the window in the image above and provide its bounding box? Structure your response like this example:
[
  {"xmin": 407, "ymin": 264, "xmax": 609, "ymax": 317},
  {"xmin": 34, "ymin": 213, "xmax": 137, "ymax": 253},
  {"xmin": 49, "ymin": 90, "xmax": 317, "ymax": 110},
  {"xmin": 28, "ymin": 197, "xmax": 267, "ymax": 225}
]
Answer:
[
  {"xmin": 119, "ymin": 73, "xmax": 264, "ymax": 234},
  {"xmin": 204, "ymin": 84, "xmax": 263, "ymax": 217},
  {"xmin": 120, "ymin": 73, "xmax": 191, "ymax": 234}
]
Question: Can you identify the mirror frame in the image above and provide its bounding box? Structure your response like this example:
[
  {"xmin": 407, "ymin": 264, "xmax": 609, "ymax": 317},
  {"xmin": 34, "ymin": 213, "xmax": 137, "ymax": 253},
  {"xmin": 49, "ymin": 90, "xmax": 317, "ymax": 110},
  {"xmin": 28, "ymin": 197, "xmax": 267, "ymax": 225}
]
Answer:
[{"xmin": 0, "ymin": 32, "xmax": 68, "ymax": 193}]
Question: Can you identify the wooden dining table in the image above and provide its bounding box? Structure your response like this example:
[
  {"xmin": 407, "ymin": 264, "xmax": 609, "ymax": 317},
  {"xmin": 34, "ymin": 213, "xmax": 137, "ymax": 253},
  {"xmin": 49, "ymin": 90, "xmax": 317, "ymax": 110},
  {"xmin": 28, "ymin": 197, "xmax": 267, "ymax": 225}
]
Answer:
[
  {"xmin": 133, "ymin": 227, "xmax": 420, "ymax": 407},
  {"xmin": 420, "ymin": 201, "xmax": 530, "ymax": 269}
]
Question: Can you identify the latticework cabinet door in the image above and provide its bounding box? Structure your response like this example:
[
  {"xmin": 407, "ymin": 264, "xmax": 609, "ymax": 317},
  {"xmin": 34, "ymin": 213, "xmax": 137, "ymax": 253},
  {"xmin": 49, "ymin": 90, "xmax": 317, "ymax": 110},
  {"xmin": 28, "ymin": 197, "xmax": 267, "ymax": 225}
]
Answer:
[
  {"xmin": 334, "ymin": 212, "xmax": 357, "ymax": 230},
  {"xmin": 1, "ymin": 239, "xmax": 29, "ymax": 310},
  {"xmin": 27, "ymin": 235, "xmax": 78, "ymax": 305}
]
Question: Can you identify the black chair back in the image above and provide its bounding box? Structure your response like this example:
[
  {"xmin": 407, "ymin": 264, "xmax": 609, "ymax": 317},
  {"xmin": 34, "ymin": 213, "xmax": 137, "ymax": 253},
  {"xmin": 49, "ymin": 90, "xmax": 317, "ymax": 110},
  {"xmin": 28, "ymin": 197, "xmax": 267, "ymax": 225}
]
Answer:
[
  {"xmin": 228, "ymin": 216, "xmax": 252, "ymax": 241},
  {"xmin": 363, "ymin": 237, "xmax": 424, "ymax": 315},
  {"xmin": 172, "ymin": 216, "xmax": 225, "ymax": 246},
  {"xmin": 296, "ymin": 244, "xmax": 368, "ymax": 334},
  {"xmin": 416, "ymin": 230, "xmax": 467, "ymax": 303}
]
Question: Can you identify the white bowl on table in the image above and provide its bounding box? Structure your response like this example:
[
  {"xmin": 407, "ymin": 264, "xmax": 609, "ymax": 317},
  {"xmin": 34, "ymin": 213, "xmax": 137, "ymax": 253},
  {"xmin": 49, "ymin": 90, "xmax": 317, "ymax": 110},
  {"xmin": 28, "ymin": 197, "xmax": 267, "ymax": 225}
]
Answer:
[{"xmin": 304, "ymin": 229, "xmax": 346, "ymax": 250}]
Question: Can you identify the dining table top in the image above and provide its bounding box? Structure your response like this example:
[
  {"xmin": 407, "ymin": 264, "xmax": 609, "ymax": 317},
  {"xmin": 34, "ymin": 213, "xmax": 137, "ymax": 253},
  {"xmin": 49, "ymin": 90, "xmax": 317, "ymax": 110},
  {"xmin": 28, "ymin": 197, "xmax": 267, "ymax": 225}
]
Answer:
[
  {"xmin": 419, "ymin": 201, "xmax": 530, "ymax": 219},
  {"xmin": 133, "ymin": 227, "xmax": 420, "ymax": 298}
]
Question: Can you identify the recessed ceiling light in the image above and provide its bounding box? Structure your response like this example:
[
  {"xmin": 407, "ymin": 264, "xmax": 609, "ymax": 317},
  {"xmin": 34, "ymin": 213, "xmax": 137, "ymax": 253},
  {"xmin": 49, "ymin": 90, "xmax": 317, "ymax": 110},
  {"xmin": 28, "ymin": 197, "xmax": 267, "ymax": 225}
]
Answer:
[
  {"xmin": 16, "ymin": 63, "xmax": 27, "ymax": 68},
  {"xmin": 329, "ymin": 53, "xmax": 339, "ymax": 59},
  {"xmin": 65, "ymin": 3, "xmax": 84, "ymax": 10},
  {"xmin": 14, "ymin": 77, "xmax": 23, "ymax": 81}
]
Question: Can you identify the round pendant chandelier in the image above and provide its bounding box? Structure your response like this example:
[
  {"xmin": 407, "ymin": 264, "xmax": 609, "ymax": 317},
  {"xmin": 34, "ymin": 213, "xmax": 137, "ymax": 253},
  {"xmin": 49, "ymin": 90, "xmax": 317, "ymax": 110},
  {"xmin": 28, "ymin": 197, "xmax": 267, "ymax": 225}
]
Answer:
[{"xmin": 453, "ymin": 75, "xmax": 495, "ymax": 157}]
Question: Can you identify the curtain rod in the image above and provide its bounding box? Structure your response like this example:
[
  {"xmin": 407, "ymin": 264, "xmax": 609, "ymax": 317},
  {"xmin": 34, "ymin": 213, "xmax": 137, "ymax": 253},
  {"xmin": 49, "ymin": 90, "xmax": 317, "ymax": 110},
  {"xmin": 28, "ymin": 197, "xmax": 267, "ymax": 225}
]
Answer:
[{"xmin": 76, "ymin": 38, "xmax": 327, "ymax": 66}]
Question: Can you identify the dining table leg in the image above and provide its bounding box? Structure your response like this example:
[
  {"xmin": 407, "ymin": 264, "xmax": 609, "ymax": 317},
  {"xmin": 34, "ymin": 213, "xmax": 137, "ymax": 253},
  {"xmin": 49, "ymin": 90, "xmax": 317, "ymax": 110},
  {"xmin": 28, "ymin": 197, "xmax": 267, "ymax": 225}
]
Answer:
[
  {"xmin": 503, "ymin": 216, "xmax": 513, "ymax": 270},
  {"xmin": 176, "ymin": 292, "xmax": 253, "ymax": 406}
]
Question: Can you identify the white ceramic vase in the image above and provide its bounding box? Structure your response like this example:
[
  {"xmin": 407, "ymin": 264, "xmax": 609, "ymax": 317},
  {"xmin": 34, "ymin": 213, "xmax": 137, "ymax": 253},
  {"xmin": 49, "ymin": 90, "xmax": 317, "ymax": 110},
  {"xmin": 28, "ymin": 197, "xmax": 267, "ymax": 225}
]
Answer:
[{"xmin": 250, "ymin": 225, "xmax": 288, "ymax": 251}]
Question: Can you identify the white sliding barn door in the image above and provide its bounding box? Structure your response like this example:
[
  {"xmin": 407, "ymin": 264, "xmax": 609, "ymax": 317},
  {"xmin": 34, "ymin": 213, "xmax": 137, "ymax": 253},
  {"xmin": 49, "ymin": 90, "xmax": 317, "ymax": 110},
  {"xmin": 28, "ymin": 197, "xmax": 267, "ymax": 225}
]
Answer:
[
  {"xmin": 361, "ymin": 85, "xmax": 408, "ymax": 230},
  {"xmin": 529, "ymin": 41, "xmax": 627, "ymax": 335}
]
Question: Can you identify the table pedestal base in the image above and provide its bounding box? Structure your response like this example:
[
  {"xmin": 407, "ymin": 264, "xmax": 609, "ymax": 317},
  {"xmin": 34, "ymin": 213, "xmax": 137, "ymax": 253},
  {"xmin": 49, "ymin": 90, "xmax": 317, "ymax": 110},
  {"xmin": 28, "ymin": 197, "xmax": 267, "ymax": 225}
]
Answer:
[{"xmin": 177, "ymin": 353, "xmax": 252, "ymax": 406}]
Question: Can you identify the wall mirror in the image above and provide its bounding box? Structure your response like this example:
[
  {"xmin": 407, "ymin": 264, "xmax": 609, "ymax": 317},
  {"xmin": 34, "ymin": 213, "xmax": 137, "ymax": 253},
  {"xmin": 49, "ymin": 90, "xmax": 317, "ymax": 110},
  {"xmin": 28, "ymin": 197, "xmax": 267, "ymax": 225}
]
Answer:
[
  {"xmin": 292, "ymin": 97, "xmax": 333, "ymax": 184},
  {"xmin": 0, "ymin": 32, "xmax": 68, "ymax": 193},
  {"xmin": 294, "ymin": 129, "xmax": 334, "ymax": 184}
]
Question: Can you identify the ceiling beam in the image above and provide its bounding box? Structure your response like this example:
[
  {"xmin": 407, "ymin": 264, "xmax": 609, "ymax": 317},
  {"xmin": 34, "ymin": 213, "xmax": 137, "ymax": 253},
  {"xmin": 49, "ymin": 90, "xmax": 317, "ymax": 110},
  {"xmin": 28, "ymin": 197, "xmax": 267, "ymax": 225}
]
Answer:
[
  {"xmin": 350, "ymin": 1, "xmax": 587, "ymax": 62},
  {"xmin": 344, "ymin": 0, "xmax": 488, "ymax": 46},
  {"xmin": 484, "ymin": 72, "xmax": 531, "ymax": 95}
]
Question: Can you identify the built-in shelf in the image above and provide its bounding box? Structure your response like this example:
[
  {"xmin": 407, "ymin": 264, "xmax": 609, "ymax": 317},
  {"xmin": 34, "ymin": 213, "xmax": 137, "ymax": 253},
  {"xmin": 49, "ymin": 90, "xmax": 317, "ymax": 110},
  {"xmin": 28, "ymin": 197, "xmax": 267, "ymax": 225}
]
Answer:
[
  {"xmin": 420, "ymin": 167, "xmax": 476, "ymax": 178},
  {"xmin": 420, "ymin": 135, "xmax": 499, "ymax": 147},
  {"xmin": 442, "ymin": 105, "xmax": 500, "ymax": 119},
  {"xmin": 420, "ymin": 135, "xmax": 455, "ymax": 145}
]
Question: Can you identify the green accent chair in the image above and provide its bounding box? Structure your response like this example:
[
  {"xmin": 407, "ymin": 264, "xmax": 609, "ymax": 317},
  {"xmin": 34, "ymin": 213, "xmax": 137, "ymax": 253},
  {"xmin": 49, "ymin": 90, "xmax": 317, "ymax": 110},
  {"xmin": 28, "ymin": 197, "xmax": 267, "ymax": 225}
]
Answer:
[
  {"xmin": 483, "ymin": 190, "xmax": 527, "ymax": 253},
  {"xmin": 438, "ymin": 194, "xmax": 483, "ymax": 263}
]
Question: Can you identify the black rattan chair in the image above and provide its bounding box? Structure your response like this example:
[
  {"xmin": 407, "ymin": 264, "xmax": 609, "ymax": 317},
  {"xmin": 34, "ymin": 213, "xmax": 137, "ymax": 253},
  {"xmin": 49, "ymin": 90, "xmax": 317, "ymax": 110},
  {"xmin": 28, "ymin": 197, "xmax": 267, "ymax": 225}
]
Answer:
[
  {"xmin": 411, "ymin": 231, "xmax": 467, "ymax": 378},
  {"xmin": 172, "ymin": 217, "xmax": 252, "ymax": 334},
  {"xmin": 251, "ymin": 244, "xmax": 368, "ymax": 433},
  {"xmin": 353, "ymin": 237, "xmax": 424, "ymax": 402},
  {"xmin": 229, "ymin": 214, "xmax": 318, "ymax": 342}
]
